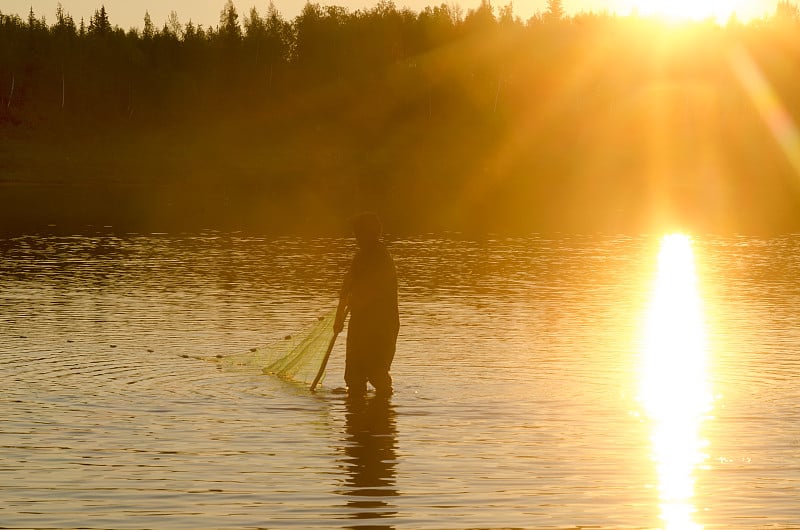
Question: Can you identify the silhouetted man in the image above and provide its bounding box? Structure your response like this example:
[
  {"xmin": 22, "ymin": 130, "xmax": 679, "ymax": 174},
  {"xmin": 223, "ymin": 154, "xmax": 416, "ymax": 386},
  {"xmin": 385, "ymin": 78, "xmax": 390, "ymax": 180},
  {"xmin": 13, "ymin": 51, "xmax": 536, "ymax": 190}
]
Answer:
[{"xmin": 334, "ymin": 212, "xmax": 399, "ymax": 397}]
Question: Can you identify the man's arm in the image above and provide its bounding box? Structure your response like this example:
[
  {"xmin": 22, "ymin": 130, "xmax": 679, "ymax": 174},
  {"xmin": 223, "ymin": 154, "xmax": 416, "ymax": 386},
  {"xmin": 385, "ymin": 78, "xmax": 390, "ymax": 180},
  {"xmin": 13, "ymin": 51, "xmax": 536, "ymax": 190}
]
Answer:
[{"xmin": 333, "ymin": 269, "xmax": 352, "ymax": 335}]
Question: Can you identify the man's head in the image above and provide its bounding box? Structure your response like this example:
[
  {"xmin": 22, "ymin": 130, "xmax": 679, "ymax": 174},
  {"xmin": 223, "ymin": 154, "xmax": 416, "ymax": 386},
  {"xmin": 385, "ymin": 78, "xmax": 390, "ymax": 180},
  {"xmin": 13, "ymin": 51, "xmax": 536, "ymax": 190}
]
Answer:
[{"xmin": 352, "ymin": 212, "xmax": 382, "ymax": 247}]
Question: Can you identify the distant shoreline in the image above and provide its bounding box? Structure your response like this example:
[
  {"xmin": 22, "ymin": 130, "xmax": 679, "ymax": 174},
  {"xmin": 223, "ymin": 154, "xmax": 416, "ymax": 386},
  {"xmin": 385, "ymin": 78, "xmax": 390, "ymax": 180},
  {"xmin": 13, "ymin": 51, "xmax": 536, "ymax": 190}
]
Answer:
[{"xmin": 3, "ymin": 6, "xmax": 800, "ymax": 236}]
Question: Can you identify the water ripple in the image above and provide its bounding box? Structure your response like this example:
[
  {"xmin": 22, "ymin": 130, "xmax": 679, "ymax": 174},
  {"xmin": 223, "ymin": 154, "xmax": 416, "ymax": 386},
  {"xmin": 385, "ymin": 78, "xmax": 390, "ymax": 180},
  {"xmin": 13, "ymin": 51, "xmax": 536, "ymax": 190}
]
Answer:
[{"xmin": 0, "ymin": 234, "xmax": 798, "ymax": 528}]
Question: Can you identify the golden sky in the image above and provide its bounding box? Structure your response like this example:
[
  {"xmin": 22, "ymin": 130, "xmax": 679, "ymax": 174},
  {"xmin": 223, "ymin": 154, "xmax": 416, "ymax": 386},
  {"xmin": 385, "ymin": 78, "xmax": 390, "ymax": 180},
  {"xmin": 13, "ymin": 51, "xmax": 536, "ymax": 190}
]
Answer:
[{"xmin": 5, "ymin": 0, "xmax": 779, "ymax": 30}]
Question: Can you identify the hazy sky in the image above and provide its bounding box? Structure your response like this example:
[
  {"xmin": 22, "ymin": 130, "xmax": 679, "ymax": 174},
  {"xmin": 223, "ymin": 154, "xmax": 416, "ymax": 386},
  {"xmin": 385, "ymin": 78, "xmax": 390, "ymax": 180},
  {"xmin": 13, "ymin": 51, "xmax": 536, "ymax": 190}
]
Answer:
[{"xmin": 3, "ymin": 0, "xmax": 778, "ymax": 30}]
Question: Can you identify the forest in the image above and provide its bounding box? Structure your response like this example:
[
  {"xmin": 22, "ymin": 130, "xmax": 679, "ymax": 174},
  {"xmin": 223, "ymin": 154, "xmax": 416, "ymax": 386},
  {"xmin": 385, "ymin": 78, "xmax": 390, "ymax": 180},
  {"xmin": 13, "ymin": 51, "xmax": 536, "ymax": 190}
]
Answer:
[{"xmin": 2, "ymin": 0, "xmax": 800, "ymax": 235}]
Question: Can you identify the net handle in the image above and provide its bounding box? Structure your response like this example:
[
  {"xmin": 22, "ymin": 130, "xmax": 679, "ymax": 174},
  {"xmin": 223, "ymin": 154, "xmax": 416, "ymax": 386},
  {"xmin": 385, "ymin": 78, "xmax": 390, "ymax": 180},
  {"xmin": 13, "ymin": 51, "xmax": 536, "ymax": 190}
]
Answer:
[{"xmin": 309, "ymin": 332, "xmax": 339, "ymax": 392}]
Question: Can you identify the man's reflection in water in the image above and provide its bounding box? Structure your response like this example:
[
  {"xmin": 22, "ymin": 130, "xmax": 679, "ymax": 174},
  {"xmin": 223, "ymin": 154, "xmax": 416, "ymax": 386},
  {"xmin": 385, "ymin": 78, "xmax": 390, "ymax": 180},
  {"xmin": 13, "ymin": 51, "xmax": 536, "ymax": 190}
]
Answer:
[{"xmin": 341, "ymin": 394, "xmax": 398, "ymax": 529}]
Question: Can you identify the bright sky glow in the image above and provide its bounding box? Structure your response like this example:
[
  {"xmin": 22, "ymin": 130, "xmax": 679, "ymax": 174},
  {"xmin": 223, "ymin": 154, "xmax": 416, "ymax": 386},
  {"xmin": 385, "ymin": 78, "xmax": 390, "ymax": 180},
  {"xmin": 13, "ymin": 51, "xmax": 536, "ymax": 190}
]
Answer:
[
  {"xmin": 640, "ymin": 234, "xmax": 712, "ymax": 529},
  {"xmin": 2, "ymin": 0, "xmax": 779, "ymax": 30}
]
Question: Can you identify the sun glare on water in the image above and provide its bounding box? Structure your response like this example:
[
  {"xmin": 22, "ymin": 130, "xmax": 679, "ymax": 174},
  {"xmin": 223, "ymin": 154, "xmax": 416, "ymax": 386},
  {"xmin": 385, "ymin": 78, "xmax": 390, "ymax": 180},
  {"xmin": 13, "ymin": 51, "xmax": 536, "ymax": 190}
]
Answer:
[{"xmin": 640, "ymin": 234, "xmax": 713, "ymax": 529}]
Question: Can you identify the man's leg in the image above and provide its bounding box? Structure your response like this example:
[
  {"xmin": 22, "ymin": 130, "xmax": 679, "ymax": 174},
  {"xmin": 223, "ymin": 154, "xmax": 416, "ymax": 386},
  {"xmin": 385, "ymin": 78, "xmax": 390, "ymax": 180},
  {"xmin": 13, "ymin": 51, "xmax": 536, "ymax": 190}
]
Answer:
[
  {"xmin": 369, "ymin": 370, "xmax": 393, "ymax": 397},
  {"xmin": 345, "ymin": 360, "xmax": 368, "ymax": 396}
]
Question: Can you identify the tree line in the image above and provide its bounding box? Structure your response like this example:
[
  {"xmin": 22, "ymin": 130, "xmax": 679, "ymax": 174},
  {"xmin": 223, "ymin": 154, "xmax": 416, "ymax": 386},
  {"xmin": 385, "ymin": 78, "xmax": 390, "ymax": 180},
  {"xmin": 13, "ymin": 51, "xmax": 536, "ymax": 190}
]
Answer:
[
  {"xmin": 1, "ymin": 0, "xmax": 800, "ymax": 234},
  {"xmin": 0, "ymin": 0, "xmax": 572, "ymax": 122}
]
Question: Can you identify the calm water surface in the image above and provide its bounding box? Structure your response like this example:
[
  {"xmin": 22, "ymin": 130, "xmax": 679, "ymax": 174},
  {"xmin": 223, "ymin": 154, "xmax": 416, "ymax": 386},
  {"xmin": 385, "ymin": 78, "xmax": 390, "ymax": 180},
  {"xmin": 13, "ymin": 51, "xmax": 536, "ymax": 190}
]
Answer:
[{"xmin": 1, "ymin": 233, "xmax": 798, "ymax": 529}]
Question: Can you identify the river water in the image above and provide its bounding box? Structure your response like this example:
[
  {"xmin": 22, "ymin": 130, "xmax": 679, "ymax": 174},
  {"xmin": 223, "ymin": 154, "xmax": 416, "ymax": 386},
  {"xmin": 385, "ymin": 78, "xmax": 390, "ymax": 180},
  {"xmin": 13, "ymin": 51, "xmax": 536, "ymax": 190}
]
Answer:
[{"xmin": 1, "ymin": 233, "xmax": 798, "ymax": 529}]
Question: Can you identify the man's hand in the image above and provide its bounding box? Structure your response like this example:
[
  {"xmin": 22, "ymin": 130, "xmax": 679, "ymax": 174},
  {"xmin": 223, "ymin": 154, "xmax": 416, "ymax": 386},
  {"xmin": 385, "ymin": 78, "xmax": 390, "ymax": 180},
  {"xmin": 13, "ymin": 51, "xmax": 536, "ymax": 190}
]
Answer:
[{"xmin": 334, "ymin": 293, "xmax": 349, "ymax": 336}]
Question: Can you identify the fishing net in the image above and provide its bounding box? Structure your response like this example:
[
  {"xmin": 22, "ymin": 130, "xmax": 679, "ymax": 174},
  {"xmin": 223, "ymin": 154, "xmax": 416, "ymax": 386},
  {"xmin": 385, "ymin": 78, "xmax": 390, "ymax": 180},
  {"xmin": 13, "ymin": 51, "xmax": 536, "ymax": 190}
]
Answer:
[{"xmin": 216, "ymin": 310, "xmax": 337, "ymax": 385}]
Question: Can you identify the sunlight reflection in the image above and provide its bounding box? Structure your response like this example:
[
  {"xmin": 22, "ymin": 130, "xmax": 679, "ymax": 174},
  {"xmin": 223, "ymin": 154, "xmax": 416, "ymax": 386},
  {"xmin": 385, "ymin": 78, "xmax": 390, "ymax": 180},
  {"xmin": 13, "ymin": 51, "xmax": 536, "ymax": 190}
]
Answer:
[{"xmin": 640, "ymin": 234, "xmax": 712, "ymax": 530}]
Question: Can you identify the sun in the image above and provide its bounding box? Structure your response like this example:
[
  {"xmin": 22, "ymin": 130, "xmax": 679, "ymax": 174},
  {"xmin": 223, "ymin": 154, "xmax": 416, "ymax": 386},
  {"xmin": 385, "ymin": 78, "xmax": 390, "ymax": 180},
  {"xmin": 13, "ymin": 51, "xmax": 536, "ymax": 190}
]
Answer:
[
  {"xmin": 625, "ymin": 0, "xmax": 759, "ymax": 24},
  {"xmin": 635, "ymin": 0, "xmax": 733, "ymax": 22}
]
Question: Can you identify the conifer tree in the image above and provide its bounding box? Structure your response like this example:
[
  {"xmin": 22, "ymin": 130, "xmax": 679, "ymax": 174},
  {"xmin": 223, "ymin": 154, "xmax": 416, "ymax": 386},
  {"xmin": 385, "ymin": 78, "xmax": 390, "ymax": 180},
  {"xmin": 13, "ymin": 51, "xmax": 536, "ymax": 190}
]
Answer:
[
  {"xmin": 143, "ymin": 11, "xmax": 154, "ymax": 39},
  {"xmin": 545, "ymin": 0, "xmax": 564, "ymax": 20},
  {"xmin": 89, "ymin": 6, "xmax": 110, "ymax": 35},
  {"xmin": 219, "ymin": 0, "xmax": 242, "ymax": 40}
]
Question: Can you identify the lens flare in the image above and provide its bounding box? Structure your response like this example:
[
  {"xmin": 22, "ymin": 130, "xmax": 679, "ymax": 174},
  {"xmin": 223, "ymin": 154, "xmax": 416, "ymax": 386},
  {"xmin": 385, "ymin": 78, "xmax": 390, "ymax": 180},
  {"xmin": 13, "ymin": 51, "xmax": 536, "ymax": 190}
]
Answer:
[
  {"xmin": 730, "ymin": 45, "xmax": 800, "ymax": 180},
  {"xmin": 640, "ymin": 234, "xmax": 712, "ymax": 529}
]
